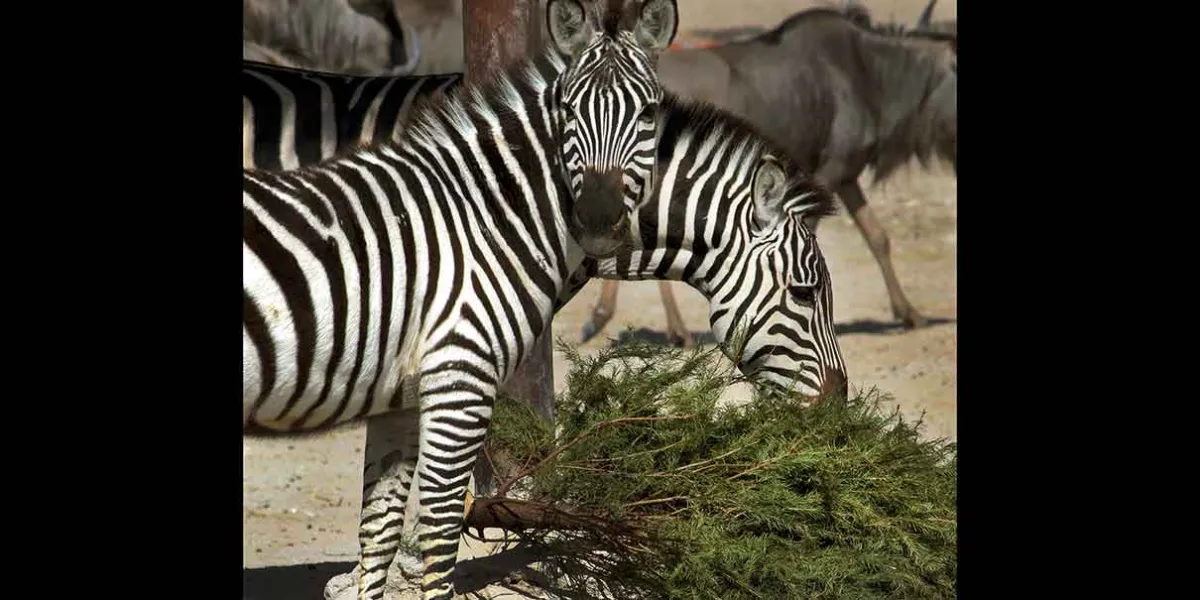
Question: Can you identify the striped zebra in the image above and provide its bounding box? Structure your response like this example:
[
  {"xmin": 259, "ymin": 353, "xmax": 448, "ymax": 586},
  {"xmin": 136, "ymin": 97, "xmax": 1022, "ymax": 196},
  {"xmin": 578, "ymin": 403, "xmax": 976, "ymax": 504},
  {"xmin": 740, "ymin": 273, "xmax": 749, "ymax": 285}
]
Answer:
[
  {"xmin": 335, "ymin": 89, "xmax": 851, "ymax": 599},
  {"xmin": 561, "ymin": 94, "xmax": 849, "ymax": 393},
  {"xmin": 244, "ymin": 1, "xmax": 679, "ymax": 599},
  {"xmin": 242, "ymin": 40, "xmax": 848, "ymax": 600}
]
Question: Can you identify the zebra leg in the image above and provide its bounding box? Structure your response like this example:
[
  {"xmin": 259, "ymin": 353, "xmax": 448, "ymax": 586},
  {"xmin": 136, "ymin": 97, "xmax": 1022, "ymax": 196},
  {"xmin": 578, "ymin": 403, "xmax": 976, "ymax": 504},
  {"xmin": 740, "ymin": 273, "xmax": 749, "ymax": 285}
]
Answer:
[
  {"xmin": 580, "ymin": 280, "xmax": 620, "ymax": 343},
  {"xmin": 414, "ymin": 379, "xmax": 497, "ymax": 599},
  {"xmin": 835, "ymin": 181, "xmax": 928, "ymax": 329},
  {"xmin": 358, "ymin": 412, "xmax": 422, "ymax": 599},
  {"xmin": 657, "ymin": 281, "xmax": 695, "ymax": 348}
]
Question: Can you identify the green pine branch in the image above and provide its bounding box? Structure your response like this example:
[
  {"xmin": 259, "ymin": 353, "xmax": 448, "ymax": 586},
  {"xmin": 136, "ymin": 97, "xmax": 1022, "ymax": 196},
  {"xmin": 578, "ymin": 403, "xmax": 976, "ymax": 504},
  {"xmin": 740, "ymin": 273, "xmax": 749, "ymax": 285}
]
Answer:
[{"xmin": 475, "ymin": 336, "xmax": 956, "ymax": 600}]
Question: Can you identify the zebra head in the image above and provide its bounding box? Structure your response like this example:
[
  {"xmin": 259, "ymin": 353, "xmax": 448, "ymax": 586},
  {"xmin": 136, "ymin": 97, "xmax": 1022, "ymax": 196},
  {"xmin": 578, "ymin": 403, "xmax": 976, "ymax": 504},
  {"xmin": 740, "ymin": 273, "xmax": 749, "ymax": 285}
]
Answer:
[
  {"xmin": 546, "ymin": 0, "xmax": 678, "ymax": 257},
  {"xmin": 710, "ymin": 155, "xmax": 848, "ymax": 402}
]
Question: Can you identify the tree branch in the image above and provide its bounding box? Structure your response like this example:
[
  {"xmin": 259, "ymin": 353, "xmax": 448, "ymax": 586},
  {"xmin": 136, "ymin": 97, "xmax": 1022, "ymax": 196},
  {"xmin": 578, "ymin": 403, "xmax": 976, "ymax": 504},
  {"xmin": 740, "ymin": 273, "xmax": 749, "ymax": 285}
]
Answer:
[{"xmin": 466, "ymin": 497, "xmax": 651, "ymax": 541}]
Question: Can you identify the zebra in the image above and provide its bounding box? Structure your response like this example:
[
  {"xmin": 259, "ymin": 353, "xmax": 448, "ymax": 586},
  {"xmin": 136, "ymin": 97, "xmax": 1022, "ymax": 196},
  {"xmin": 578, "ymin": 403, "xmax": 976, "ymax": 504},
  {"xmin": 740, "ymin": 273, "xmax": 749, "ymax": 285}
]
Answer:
[
  {"xmin": 243, "ymin": 1, "xmax": 679, "ymax": 599},
  {"xmin": 558, "ymin": 92, "xmax": 849, "ymax": 393},
  {"xmin": 241, "ymin": 44, "xmax": 849, "ymax": 600},
  {"xmin": 332, "ymin": 88, "xmax": 851, "ymax": 599}
]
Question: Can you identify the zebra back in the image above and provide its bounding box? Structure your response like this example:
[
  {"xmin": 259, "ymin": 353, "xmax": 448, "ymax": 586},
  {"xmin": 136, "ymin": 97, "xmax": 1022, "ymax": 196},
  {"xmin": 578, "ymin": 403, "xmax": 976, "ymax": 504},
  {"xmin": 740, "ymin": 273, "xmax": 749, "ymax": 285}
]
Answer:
[{"xmin": 242, "ymin": 60, "xmax": 461, "ymax": 171}]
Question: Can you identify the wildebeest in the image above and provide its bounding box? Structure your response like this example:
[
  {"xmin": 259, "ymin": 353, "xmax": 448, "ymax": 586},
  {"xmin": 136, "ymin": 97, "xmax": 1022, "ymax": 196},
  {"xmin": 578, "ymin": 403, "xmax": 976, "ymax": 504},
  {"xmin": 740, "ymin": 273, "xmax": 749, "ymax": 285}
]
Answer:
[
  {"xmin": 243, "ymin": 0, "xmax": 956, "ymax": 345},
  {"xmin": 243, "ymin": 0, "xmax": 421, "ymax": 75},
  {"xmin": 844, "ymin": 0, "xmax": 957, "ymax": 44},
  {"xmin": 580, "ymin": 0, "xmax": 957, "ymax": 346}
]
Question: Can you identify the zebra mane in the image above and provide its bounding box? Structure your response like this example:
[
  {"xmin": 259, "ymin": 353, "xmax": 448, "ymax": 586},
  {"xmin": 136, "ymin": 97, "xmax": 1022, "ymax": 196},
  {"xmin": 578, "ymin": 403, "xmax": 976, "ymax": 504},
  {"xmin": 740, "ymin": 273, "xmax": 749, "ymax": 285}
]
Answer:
[
  {"xmin": 657, "ymin": 92, "xmax": 838, "ymax": 221},
  {"xmin": 403, "ymin": 49, "xmax": 565, "ymax": 151}
]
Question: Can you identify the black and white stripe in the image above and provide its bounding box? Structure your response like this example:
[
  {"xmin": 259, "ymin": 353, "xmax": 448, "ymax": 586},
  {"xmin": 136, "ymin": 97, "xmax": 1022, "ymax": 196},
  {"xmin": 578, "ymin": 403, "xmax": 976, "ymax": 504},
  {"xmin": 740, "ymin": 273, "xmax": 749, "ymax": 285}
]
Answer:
[
  {"xmin": 343, "ymin": 94, "xmax": 850, "ymax": 598},
  {"xmin": 243, "ymin": 2, "xmax": 678, "ymax": 598},
  {"xmin": 242, "ymin": 69, "xmax": 849, "ymax": 600},
  {"xmin": 563, "ymin": 93, "xmax": 848, "ymax": 397},
  {"xmin": 242, "ymin": 61, "xmax": 460, "ymax": 171}
]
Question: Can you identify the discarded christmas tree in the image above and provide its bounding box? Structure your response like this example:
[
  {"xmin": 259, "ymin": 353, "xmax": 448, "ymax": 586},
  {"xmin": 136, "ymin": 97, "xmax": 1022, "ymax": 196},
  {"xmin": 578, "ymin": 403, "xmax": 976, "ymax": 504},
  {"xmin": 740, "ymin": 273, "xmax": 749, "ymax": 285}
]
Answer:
[{"xmin": 468, "ymin": 336, "xmax": 957, "ymax": 599}]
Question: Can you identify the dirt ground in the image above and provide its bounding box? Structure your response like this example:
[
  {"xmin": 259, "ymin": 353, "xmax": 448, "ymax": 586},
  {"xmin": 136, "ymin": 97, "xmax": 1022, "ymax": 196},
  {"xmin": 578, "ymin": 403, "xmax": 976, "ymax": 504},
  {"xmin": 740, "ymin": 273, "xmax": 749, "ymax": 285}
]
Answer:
[{"xmin": 243, "ymin": 1, "xmax": 957, "ymax": 596}]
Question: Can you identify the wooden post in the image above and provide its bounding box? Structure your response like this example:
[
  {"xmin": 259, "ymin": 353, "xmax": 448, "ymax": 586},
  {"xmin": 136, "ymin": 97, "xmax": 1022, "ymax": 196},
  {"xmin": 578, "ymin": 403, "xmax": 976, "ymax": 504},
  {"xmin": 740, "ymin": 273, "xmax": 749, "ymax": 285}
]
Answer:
[{"xmin": 462, "ymin": 0, "xmax": 554, "ymax": 496}]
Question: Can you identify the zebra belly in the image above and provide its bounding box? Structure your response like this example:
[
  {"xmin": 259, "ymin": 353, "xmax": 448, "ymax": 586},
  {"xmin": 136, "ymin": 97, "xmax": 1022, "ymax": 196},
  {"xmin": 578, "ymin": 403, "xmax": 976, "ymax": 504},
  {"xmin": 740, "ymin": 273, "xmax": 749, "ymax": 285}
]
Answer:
[{"xmin": 242, "ymin": 309, "xmax": 423, "ymax": 433}]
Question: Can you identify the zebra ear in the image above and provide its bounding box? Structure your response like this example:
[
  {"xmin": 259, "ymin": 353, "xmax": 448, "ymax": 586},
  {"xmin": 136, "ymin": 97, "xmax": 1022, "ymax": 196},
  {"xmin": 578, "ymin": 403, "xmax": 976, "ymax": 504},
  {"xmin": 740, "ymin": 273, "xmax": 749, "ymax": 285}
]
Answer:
[
  {"xmin": 633, "ymin": 0, "xmax": 679, "ymax": 53},
  {"xmin": 546, "ymin": 0, "xmax": 595, "ymax": 57},
  {"xmin": 751, "ymin": 156, "xmax": 788, "ymax": 233}
]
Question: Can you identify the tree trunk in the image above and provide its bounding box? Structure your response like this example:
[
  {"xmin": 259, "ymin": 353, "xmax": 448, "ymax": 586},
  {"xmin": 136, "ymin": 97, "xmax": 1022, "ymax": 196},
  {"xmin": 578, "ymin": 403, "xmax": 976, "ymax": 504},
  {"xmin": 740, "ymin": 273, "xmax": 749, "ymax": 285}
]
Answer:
[
  {"xmin": 466, "ymin": 497, "xmax": 648, "ymax": 541},
  {"xmin": 462, "ymin": 0, "xmax": 554, "ymax": 497}
]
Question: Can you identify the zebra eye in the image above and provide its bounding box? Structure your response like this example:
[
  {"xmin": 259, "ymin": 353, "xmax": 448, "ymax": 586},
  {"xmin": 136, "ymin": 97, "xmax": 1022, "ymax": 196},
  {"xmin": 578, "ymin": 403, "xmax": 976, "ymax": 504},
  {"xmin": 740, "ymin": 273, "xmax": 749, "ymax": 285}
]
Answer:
[
  {"xmin": 638, "ymin": 103, "xmax": 657, "ymax": 125},
  {"xmin": 789, "ymin": 285, "xmax": 816, "ymax": 306}
]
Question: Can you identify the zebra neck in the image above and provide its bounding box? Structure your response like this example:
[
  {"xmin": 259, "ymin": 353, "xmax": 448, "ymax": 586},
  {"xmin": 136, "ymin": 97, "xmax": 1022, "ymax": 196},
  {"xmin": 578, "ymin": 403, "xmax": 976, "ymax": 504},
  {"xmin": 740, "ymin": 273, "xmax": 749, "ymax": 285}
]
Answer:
[
  {"xmin": 391, "ymin": 49, "xmax": 573, "ymax": 255},
  {"xmin": 369, "ymin": 52, "xmax": 578, "ymax": 335},
  {"xmin": 598, "ymin": 133, "xmax": 759, "ymax": 301}
]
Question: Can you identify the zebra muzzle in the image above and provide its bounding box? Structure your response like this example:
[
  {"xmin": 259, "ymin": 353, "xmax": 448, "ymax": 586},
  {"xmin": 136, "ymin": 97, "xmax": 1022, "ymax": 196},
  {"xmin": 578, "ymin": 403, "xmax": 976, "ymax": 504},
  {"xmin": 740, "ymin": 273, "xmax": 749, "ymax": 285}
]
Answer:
[
  {"xmin": 819, "ymin": 367, "xmax": 849, "ymax": 400},
  {"xmin": 572, "ymin": 167, "xmax": 632, "ymax": 257},
  {"xmin": 574, "ymin": 212, "xmax": 630, "ymax": 258},
  {"xmin": 574, "ymin": 168, "xmax": 628, "ymax": 229}
]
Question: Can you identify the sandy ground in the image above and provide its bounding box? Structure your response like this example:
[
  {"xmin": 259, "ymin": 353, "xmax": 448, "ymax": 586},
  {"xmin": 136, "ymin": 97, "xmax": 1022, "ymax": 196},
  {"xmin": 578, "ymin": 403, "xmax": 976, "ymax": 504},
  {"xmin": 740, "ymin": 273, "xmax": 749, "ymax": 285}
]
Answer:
[{"xmin": 243, "ymin": 1, "xmax": 956, "ymax": 597}]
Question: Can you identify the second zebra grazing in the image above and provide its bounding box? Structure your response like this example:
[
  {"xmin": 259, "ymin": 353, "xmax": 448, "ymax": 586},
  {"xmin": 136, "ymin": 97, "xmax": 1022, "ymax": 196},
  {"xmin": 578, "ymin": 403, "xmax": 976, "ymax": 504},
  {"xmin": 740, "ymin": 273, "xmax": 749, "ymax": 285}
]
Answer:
[{"xmin": 243, "ymin": 0, "xmax": 679, "ymax": 598}]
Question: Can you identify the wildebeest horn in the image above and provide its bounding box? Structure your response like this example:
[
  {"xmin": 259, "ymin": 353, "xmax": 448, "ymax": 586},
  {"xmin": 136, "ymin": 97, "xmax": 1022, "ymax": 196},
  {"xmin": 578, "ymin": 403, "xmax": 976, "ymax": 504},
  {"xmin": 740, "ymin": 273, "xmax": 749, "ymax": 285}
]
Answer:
[{"xmin": 916, "ymin": 0, "xmax": 937, "ymax": 30}]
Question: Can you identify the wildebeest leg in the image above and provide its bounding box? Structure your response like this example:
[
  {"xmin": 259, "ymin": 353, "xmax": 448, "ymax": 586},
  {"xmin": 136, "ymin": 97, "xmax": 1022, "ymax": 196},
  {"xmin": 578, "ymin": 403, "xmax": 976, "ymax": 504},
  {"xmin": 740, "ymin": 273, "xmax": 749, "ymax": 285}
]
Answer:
[
  {"xmin": 580, "ymin": 280, "xmax": 621, "ymax": 343},
  {"xmin": 657, "ymin": 281, "xmax": 695, "ymax": 347},
  {"xmin": 836, "ymin": 181, "xmax": 928, "ymax": 329}
]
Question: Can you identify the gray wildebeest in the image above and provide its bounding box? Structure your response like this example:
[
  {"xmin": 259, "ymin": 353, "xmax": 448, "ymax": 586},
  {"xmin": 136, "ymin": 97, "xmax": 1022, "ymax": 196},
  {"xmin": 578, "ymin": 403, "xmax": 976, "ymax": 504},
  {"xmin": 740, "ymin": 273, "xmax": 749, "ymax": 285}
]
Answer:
[
  {"xmin": 579, "ymin": 0, "xmax": 957, "ymax": 347},
  {"xmin": 243, "ymin": 0, "xmax": 422, "ymax": 75},
  {"xmin": 843, "ymin": 0, "xmax": 957, "ymax": 44}
]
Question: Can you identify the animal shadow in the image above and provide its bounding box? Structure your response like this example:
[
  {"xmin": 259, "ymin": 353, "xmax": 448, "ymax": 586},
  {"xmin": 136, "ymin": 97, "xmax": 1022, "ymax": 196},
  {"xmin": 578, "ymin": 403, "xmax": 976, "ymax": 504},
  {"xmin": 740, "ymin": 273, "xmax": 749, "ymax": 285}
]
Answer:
[
  {"xmin": 609, "ymin": 327, "xmax": 718, "ymax": 348},
  {"xmin": 603, "ymin": 316, "xmax": 956, "ymax": 349},
  {"xmin": 835, "ymin": 317, "xmax": 956, "ymax": 336},
  {"xmin": 242, "ymin": 550, "xmax": 570, "ymax": 599},
  {"xmin": 243, "ymin": 561, "xmax": 355, "ymax": 600}
]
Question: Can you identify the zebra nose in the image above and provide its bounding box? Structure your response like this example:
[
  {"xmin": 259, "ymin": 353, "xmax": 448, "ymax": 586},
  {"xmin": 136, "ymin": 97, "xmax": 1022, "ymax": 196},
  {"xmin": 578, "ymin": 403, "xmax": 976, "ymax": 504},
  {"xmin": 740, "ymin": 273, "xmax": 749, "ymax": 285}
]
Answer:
[
  {"xmin": 574, "ymin": 168, "xmax": 627, "ymax": 233},
  {"xmin": 819, "ymin": 367, "xmax": 848, "ymax": 400}
]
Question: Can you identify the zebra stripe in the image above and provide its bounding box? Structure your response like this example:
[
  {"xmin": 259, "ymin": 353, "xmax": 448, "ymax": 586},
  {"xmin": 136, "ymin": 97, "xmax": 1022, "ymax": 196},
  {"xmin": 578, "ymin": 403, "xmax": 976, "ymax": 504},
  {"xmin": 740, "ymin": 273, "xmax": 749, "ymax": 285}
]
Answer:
[
  {"xmin": 346, "ymin": 94, "xmax": 850, "ymax": 598},
  {"xmin": 574, "ymin": 93, "xmax": 849, "ymax": 395},
  {"xmin": 242, "ymin": 61, "xmax": 462, "ymax": 171},
  {"xmin": 243, "ymin": 1, "xmax": 678, "ymax": 597},
  {"xmin": 242, "ymin": 63, "xmax": 851, "ymax": 597},
  {"xmin": 242, "ymin": 59, "xmax": 850, "ymax": 600}
]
